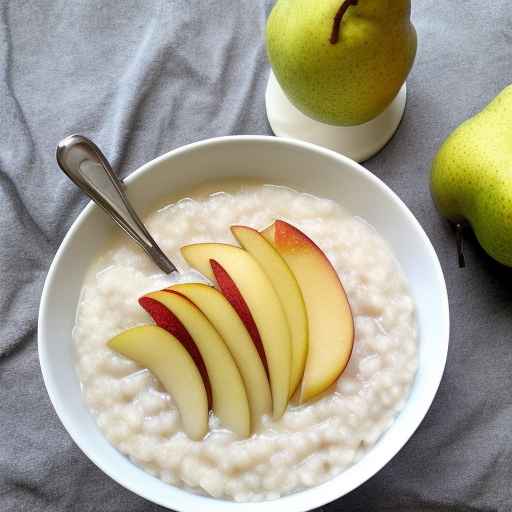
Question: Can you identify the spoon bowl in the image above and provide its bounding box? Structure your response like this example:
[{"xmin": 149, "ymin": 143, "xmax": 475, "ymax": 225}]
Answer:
[{"xmin": 56, "ymin": 134, "xmax": 177, "ymax": 274}]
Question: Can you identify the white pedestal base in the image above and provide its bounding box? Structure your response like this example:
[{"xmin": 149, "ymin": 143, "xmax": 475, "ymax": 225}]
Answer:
[{"xmin": 265, "ymin": 71, "xmax": 407, "ymax": 162}]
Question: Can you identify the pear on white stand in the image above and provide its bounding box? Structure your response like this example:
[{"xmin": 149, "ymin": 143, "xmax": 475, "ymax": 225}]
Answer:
[{"xmin": 265, "ymin": 0, "xmax": 416, "ymax": 162}]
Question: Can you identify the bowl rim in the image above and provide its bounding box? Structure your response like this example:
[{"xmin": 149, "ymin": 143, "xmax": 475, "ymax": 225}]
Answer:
[{"xmin": 38, "ymin": 135, "xmax": 449, "ymax": 511}]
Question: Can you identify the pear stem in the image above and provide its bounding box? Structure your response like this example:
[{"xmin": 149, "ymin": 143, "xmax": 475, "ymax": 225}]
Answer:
[
  {"xmin": 455, "ymin": 223, "xmax": 466, "ymax": 268},
  {"xmin": 330, "ymin": 0, "xmax": 358, "ymax": 45}
]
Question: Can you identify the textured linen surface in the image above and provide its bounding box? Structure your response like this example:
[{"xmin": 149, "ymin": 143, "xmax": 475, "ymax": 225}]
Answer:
[{"xmin": 1, "ymin": 1, "xmax": 511, "ymax": 511}]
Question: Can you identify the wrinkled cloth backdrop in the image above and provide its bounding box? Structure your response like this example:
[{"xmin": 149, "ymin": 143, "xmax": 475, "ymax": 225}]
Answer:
[{"xmin": 1, "ymin": 1, "xmax": 511, "ymax": 511}]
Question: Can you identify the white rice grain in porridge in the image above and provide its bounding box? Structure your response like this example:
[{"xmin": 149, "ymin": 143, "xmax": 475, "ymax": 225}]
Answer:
[{"xmin": 74, "ymin": 185, "xmax": 417, "ymax": 502}]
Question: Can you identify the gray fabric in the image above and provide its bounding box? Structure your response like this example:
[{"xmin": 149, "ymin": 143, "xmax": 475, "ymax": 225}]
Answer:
[{"xmin": 1, "ymin": 1, "xmax": 511, "ymax": 510}]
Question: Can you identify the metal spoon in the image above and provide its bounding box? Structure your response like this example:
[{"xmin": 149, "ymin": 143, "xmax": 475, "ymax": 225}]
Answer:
[{"xmin": 56, "ymin": 134, "xmax": 177, "ymax": 274}]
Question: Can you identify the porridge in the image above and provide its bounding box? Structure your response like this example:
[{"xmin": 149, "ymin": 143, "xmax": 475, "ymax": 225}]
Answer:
[{"xmin": 74, "ymin": 185, "xmax": 417, "ymax": 502}]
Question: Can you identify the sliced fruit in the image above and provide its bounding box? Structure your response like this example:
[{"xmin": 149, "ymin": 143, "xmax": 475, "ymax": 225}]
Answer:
[
  {"xmin": 181, "ymin": 243, "xmax": 292, "ymax": 419},
  {"xmin": 262, "ymin": 220, "xmax": 354, "ymax": 403},
  {"xmin": 142, "ymin": 290, "xmax": 250, "ymax": 437},
  {"xmin": 168, "ymin": 283, "xmax": 272, "ymax": 423},
  {"xmin": 231, "ymin": 225, "xmax": 308, "ymax": 398},
  {"xmin": 108, "ymin": 325, "xmax": 208, "ymax": 441},
  {"xmin": 138, "ymin": 296, "xmax": 212, "ymax": 409},
  {"xmin": 209, "ymin": 259, "xmax": 268, "ymax": 374}
]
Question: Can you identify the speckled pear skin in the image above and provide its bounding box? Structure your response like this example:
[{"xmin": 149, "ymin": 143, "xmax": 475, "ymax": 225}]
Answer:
[
  {"xmin": 266, "ymin": 0, "xmax": 417, "ymax": 126},
  {"xmin": 431, "ymin": 85, "xmax": 512, "ymax": 267}
]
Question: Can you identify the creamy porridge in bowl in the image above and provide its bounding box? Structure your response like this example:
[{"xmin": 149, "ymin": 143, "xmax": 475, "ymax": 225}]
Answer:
[
  {"xmin": 39, "ymin": 136, "xmax": 449, "ymax": 512},
  {"xmin": 74, "ymin": 184, "xmax": 416, "ymax": 502}
]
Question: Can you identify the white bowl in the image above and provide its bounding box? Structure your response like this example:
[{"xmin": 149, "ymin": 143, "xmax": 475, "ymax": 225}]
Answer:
[{"xmin": 38, "ymin": 136, "xmax": 449, "ymax": 512}]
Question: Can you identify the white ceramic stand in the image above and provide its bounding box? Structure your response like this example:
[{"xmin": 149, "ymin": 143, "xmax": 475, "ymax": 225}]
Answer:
[{"xmin": 265, "ymin": 71, "xmax": 407, "ymax": 162}]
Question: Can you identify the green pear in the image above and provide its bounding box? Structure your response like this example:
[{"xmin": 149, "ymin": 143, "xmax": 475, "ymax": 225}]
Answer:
[
  {"xmin": 266, "ymin": 0, "xmax": 417, "ymax": 126},
  {"xmin": 431, "ymin": 85, "xmax": 512, "ymax": 267}
]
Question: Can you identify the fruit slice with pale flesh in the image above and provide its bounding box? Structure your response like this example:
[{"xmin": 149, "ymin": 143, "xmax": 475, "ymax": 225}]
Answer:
[
  {"xmin": 231, "ymin": 225, "xmax": 308, "ymax": 398},
  {"xmin": 142, "ymin": 290, "xmax": 250, "ymax": 437},
  {"xmin": 108, "ymin": 325, "xmax": 208, "ymax": 441},
  {"xmin": 138, "ymin": 296, "xmax": 212, "ymax": 409},
  {"xmin": 181, "ymin": 243, "xmax": 292, "ymax": 419},
  {"xmin": 262, "ymin": 220, "xmax": 354, "ymax": 403},
  {"xmin": 209, "ymin": 259, "xmax": 268, "ymax": 374},
  {"xmin": 168, "ymin": 283, "xmax": 272, "ymax": 423}
]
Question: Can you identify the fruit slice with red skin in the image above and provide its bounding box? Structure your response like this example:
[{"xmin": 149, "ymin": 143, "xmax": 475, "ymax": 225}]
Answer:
[
  {"xmin": 181, "ymin": 243, "xmax": 291, "ymax": 419},
  {"xmin": 139, "ymin": 296, "xmax": 212, "ymax": 409},
  {"xmin": 108, "ymin": 325, "xmax": 208, "ymax": 441},
  {"xmin": 142, "ymin": 290, "xmax": 250, "ymax": 437},
  {"xmin": 209, "ymin": 259, "xmax": 268, "ymax": 375},
  {"xmin": 262, "ymin": 220, "xmax": 354, "ymax": 403},
  {"xmin": 231, "ymin": 225, "xmax": 308, "ymax": 398},
  {"xmin": 168, "ymin": 283, "xmax": 272, "ymax": 423}
]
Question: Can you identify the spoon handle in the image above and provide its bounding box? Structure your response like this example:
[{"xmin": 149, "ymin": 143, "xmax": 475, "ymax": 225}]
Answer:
[{"xmin": 56, "ymin": 134, "xmax": 177, "ymax": 274}]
